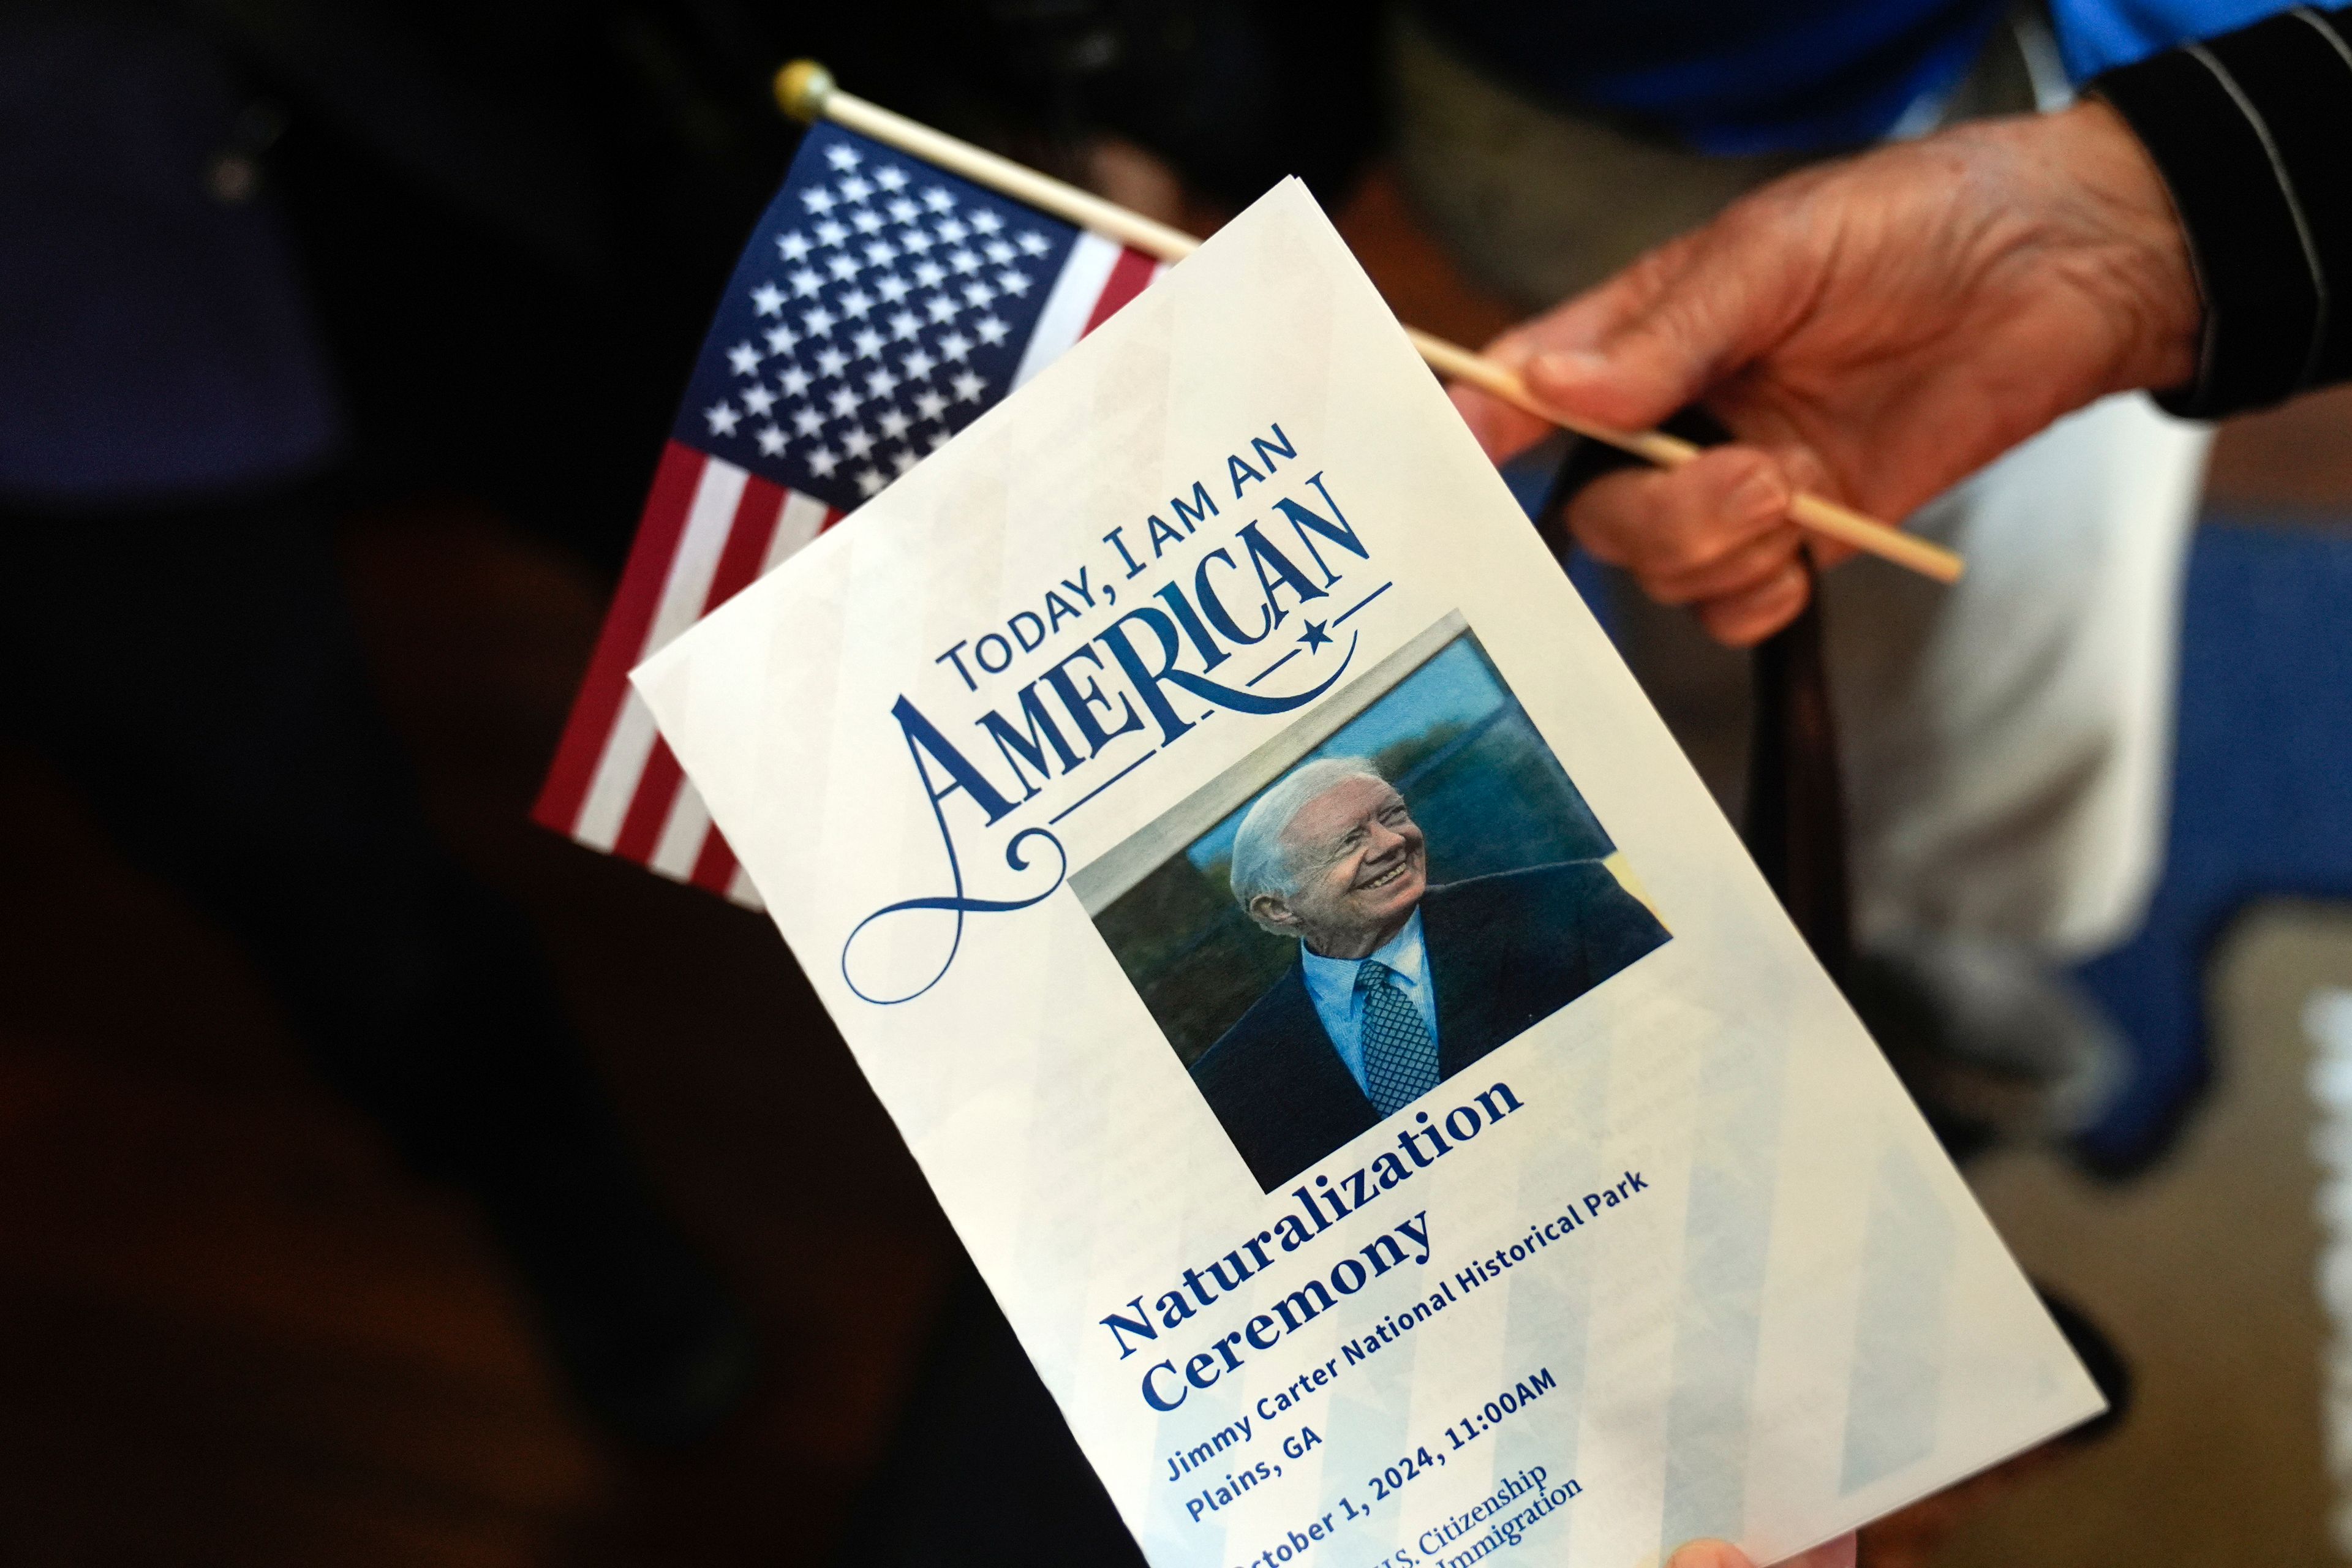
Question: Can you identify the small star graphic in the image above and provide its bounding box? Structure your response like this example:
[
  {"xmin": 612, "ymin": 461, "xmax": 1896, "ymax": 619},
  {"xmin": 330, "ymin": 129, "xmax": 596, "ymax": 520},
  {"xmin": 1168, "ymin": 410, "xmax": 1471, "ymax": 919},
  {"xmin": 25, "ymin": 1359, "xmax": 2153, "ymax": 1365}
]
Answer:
[{"xmin": 1298, "ymin": 619, "xmax": 1332, "ymax": 652}]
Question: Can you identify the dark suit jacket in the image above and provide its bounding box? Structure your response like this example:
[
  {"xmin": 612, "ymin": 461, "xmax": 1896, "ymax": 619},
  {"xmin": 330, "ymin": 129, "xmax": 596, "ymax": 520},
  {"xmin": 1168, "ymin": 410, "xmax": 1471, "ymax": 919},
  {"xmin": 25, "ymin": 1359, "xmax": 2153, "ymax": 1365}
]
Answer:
[{"xmin": 1191, "ymin": 859, "xmax": 1668, "ymax": 1190}]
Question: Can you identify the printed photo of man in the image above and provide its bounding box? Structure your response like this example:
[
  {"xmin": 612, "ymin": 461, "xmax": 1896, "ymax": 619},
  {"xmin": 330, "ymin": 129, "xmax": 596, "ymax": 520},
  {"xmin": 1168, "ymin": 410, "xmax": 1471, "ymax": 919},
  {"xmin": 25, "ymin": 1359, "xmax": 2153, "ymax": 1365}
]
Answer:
[{"xmin": 1191, "ymin": 757, "xmax": 1668, "ymax": 1188}]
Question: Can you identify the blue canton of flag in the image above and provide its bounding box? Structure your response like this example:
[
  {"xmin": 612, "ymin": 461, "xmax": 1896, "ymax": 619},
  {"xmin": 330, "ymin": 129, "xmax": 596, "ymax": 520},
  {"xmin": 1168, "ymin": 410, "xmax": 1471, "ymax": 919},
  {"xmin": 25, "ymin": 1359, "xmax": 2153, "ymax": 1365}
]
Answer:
[{"xmin": 674, "ymin": 123, "xmax": 1082, "ymax": 513}]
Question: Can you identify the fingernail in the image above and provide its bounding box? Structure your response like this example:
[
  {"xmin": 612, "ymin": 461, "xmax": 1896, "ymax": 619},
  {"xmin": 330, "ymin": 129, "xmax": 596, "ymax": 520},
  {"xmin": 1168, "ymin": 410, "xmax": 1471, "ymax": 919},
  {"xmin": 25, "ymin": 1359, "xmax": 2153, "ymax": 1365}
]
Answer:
[
  {"xmin": 1529, "ymin": 349, "xmax": 1608, "ymax": 386},
  {"xmin": 1731, "ymin": 468, "xmax": 1787, "ymax": 519}
]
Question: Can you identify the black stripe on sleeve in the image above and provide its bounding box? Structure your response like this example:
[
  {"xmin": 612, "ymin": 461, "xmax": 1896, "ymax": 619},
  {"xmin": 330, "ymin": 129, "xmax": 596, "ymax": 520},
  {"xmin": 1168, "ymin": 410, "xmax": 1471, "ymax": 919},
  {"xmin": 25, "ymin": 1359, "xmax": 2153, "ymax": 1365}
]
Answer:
[{"xmin": 2095, "ymin": 39, "xmax": 2324, "ymax": 416}]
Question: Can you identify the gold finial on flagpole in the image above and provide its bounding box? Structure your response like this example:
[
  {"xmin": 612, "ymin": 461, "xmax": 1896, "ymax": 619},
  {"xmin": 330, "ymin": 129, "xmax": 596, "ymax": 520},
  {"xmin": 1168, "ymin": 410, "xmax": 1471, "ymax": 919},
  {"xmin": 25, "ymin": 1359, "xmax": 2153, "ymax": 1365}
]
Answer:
[{"xmin": 775, "ymin": 59, "xmax": 835, "ymax": 124}]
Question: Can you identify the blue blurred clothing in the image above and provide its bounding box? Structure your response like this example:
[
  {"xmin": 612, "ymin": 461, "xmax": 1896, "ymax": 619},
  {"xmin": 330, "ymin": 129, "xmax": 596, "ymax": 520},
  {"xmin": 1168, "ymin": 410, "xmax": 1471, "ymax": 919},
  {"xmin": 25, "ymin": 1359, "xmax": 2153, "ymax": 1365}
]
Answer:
[
  {"xmin": 2049, "ymin": 0, "xmax": 2301, "ymax": 76},
  {"xmin": 0, "ymin": 9, "xmax": 341, "ymax": 503},
  {"xmin": 1412, "ymin": 0, "xmax": 2298, "ymax": 153},
  {"xmin": 1412, "ymin": 0, "xmax": 2008, "ymax": 152}
]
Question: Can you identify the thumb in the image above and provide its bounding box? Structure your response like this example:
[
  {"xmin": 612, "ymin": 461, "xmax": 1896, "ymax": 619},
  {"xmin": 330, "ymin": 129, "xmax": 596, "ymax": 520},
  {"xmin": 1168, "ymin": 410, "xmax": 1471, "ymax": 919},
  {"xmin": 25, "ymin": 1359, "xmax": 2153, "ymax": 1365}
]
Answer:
[
  {"xmin": 1665, "ymin": 1543, "xmax": 1751, "ymax": 1568},
  {"xmin": 1520, "ymin": 227, "xmax": 1776, "ymax": 434}
]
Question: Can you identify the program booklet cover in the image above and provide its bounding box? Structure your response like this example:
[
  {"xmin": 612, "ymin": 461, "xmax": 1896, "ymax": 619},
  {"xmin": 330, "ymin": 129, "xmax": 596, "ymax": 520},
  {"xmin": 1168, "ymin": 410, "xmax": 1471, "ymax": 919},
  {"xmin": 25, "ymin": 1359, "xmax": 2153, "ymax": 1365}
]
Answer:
[{"xmin": 630, "ymin": 179, "xmax": 2103, "ymax": 1567}]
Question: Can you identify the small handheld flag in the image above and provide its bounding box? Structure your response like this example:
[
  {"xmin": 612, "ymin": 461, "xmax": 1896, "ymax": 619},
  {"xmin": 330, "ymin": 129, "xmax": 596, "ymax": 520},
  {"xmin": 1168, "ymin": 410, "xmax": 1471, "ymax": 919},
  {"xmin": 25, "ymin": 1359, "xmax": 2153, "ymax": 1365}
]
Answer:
[{"xmin": 532, "ymin": 121, "xmax": 1164, "ymax": 905}]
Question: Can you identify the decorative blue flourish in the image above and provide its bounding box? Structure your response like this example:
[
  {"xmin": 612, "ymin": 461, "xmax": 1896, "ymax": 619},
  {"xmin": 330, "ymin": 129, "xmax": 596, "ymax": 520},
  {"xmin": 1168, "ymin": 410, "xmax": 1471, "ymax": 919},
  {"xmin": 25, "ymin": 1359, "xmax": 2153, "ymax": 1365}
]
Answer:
[{"xmin": 839, "ymin": 821, "xmax": 1067, "ymax": 1006}]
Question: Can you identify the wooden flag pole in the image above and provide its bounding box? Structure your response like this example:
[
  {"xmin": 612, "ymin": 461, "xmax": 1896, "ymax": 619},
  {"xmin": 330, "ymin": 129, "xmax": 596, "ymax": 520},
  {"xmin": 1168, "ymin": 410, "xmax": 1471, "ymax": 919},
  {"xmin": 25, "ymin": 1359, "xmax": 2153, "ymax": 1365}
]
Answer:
[{"xmin": 774, "ymin": 61, "xmax": 1965, "ymax": 586}]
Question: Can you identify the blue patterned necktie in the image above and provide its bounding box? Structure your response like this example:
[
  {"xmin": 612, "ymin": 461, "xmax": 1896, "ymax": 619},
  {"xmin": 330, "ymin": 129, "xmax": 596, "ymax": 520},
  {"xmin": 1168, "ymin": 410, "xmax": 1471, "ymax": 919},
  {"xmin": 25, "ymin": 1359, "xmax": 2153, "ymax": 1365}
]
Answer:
[{"xmin": 1357, "ymin": 959, "xmax": 1439, "ymax": 1117}]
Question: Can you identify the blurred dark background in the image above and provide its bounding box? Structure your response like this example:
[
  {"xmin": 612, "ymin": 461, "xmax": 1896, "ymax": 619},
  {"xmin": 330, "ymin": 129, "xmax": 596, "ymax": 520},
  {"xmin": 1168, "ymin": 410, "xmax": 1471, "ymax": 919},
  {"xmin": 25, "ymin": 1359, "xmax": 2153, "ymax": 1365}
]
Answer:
[{"xmin": 6, "ymin": 1, "xmax": 2352, "ymax": 1564}]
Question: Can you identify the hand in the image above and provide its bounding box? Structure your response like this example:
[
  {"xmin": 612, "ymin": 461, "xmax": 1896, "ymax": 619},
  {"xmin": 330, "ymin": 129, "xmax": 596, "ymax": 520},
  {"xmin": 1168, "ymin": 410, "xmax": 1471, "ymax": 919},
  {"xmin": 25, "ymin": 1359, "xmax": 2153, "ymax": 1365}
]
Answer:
[
  {"xmin": 1449, "ymin": 100, "xmax": 2201, "ymax": 645},
  {"xmin": 1667, "ymin": 1533, "xmax": 1858, "ymax": 1568}
]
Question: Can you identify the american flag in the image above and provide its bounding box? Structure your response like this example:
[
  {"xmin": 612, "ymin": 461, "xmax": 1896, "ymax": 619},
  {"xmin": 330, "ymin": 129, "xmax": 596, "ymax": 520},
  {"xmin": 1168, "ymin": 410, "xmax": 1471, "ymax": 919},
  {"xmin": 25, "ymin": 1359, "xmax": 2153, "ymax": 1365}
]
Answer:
[{"xmin": 533, "ymin": 121, "xmax": 1166, "ymax": 906}]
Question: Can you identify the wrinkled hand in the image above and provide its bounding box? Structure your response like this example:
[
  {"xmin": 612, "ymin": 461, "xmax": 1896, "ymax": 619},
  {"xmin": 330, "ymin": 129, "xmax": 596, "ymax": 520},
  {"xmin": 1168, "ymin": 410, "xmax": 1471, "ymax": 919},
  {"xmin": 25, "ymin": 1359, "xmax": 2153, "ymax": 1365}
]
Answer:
[
  {"xmin": 1450, "ymin": 100, "xmax": 2200, "ymax": 645},
  {"xmin": 1667, "ymin": 1533, "xmax": 1858, "ymax": 1568}
]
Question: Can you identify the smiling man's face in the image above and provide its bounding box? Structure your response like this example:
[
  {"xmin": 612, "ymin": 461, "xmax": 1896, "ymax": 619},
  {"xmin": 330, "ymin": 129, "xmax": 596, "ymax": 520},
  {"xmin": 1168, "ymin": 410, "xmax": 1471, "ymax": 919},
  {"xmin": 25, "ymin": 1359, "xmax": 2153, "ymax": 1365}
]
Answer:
[{"xmin": 1252, "ymin": 774, "xmax": 1428, "ymax": 959}]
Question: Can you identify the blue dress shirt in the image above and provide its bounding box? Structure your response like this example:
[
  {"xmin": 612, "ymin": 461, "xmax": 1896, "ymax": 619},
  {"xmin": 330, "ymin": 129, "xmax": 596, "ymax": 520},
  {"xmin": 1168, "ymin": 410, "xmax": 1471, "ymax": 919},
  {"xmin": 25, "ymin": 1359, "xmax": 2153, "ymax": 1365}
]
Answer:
[{"xmin": 1299, "ymin": 912, "xmax": 1441, "ymax": 1098}]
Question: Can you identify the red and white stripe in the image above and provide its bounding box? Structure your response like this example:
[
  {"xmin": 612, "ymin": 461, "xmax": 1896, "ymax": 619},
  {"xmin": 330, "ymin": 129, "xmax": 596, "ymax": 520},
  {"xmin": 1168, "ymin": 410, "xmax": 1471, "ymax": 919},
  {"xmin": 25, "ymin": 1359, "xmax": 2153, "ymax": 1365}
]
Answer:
[{"xmin": 533, "ymin": 235, "xmax": 1165, "ymax": 908}]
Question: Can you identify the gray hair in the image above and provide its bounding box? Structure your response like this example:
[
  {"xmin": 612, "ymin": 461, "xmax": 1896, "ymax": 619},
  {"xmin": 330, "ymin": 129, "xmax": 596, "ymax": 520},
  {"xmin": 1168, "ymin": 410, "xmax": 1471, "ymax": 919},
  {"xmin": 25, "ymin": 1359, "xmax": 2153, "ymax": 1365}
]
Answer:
[{"xmin": 1229, "ymin": 757, "xmax": 1385, "ymax": 914}]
